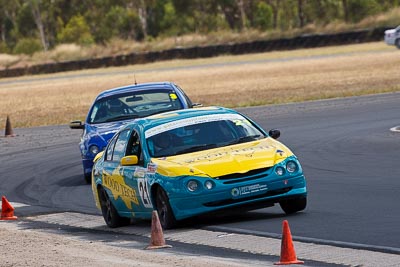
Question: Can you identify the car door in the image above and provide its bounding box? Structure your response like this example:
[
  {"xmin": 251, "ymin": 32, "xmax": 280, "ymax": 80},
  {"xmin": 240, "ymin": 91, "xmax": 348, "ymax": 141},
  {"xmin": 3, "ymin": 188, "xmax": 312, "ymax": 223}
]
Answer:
[
  {"xmin": 122, "ymin": 129, "xmax": 154, "ymax": 216},
  {"xmin": 102, "ymin": 129, "xmax": 137, "ymax": 213}
]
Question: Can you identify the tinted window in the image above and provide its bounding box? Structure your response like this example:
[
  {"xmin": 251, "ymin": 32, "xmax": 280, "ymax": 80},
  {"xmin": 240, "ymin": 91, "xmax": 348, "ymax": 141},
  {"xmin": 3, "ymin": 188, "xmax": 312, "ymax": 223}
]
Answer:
[
  {"xmin": 106, "ymin": 136, "xmax": 117, "ymax": 161},
  {"xmin": 175, "ymin": 85, "xmax": 192, "ymax": 107},
  {"xmin": 112, "ymin": 130, "xmax": 130, "ymax": 162},
  {"xmin": 88, "ymin": 90, "xmax": 184, "ymax": 124},
  {"xmin": 146, "ymin": 113, "xmax": 265, "ymax": 158},
  {"xmin": 126, "ymin": 130, "xmax": 144, "ymax": 166}
]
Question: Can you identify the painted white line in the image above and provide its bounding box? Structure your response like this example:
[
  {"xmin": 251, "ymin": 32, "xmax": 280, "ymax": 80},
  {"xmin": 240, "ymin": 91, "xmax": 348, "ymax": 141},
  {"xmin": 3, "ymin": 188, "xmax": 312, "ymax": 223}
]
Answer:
[
  {"xmin": 390, "ymin": 126, "xmax": 400, "ymax": 132},
  {"xmin": 9, "ymin": 202, "xmax": 29, "ymax": 208},
  {"xmin": 0, "ymin": 202, "xmax": 28, "ymax": 212}
]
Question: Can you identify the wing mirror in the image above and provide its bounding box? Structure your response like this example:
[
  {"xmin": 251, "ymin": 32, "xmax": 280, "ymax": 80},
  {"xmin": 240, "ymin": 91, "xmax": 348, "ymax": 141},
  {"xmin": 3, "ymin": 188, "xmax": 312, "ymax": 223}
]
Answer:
[
  {"xmin": 121, "ymin": 155, "xmax": 138, "ymax": 166},
  {"xmin": 268, "ymin": 129, "xmax": 281, "ymax": 139},
  {"xmin": 192, "ymin": 103, "xmax": 203, "ymax": 108},
  {"xmin": 70, "ymin": 120, "xmax": 84, "ymax": 129}
]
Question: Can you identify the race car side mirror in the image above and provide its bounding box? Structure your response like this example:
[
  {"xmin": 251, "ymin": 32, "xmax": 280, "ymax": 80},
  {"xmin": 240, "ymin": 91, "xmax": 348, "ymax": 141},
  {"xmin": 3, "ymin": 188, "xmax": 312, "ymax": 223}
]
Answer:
[
  {"xmin": 70, "ymin": 120, "xmax": 84, "ymax": 129},
  {"xmin": 192, "ymin": 102, "xmax": 203, "ymax": 108},
  {"xmin": 121, "ymin": 155, "xmax": 138, "ymax": 166},
  {"xmin": 269, "ymin": 129, "xmax": 280, "ymax": 139}
]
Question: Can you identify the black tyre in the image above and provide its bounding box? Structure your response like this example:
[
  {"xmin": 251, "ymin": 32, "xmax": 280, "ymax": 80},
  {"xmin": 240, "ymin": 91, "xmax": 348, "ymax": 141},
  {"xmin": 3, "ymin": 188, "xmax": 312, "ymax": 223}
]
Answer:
[
  {"xmin": 279, "ymin": 196, "xmax": 307, "ymax": 214},
  {"xmin": 156, "ymin": 187, "xmax": 177, "ymax": 229},
  {"xmin": 84, "ymin": 173, "xmax": 91, "ymax": 184},
  {"xmin": 98, "ymin": 187, "xmax": 130, "ymax": 228},
  {"xmin": 396, "ymin": 39, "xmax": 400, "ymax": 49}
]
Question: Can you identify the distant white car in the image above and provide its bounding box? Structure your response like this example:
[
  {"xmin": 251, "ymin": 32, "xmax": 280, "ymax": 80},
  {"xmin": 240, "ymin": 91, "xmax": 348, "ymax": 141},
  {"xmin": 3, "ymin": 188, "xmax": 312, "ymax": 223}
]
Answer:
[{"xmin": 384, "ymin": 26, "xmax": 400, "ymax": 48}]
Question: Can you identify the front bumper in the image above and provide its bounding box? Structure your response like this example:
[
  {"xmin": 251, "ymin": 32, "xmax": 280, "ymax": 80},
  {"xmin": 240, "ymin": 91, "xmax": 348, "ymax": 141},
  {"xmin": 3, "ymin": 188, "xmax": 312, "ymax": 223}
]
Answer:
[
  {"xmin": 82, "ymin": 158, "xmax": 94, "ymax": 176},
  {"xmin": 385, "ymin": 36, "xmax": 396, "ymax": 45},
  {"xmin": 168, "ymin": 174, "xmax": 306, "ymax": 220}
]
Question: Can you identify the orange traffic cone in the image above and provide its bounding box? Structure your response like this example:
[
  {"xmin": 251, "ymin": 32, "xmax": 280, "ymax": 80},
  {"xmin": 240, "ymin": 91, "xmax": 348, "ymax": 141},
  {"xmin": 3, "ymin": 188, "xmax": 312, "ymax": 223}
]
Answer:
[
  {"xmin": 1, "ymin": 196, "xmax": 18, "ymax": 220},
  {"xmin": 146, "ymin": 210, "xmax": 172, "ymax": 250},
  {"xmin": 274, "ymin": 220, "xmax": 304, "ymax": 265},
  {"xmin": 4, "ymin": 115, "xmax": 15, "ymax": 137}
]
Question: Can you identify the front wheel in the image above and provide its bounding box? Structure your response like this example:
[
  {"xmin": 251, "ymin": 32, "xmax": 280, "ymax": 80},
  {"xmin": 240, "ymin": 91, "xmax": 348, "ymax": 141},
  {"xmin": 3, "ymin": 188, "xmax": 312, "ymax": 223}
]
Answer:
[
  {"xmin": 156, "ymin": 187, "xmax": 177, "ymax": 229},
  {"xmin": 84, "ymin": 173, "xmax": 91, "ymax": 184},
  {"xmin": 396, "ymin": 39, "xmax": 400, "ymax": 49},
  {"xmin": 98, "ymin": 187, "xmax": 130, "ymax": 228},
  {"xmin": 279, "ymin": 196, "xmax": 307, "ymax": 214}
]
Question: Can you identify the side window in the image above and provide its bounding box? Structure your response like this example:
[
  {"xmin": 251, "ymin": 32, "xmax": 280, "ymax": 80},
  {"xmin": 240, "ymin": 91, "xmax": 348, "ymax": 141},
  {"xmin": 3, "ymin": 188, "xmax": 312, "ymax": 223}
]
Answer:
[
  {"xmin": 89, "ymin": 105, "xmax": 99, "ymax": 123},
  {"xmin": 175, "ymin": 85, "xmax": 193, "ymax": 107},
  {"xmin": 90, "ymin": 101, "xmax": 107, "ymax": 123},
  {"xmin": 126, "ymin": 130, "xmax": 144, "ymax": 166},
  {"xmin": 105, "ymin": 136, "xmax": 117, "ymax": 161},
  {"xmin": 112, "ymin": 129, "xmax": 130, "ymax": 162}
]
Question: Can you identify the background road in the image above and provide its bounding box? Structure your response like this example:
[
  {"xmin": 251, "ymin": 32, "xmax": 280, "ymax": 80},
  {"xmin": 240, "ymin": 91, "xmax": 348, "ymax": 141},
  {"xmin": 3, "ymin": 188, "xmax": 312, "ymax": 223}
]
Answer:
[
  {"xmin": 214, "ymin": 93, "xmax": 400, "ymax": 251},
  {"xmin": 1, "ymin": 92, "xmax": 399, "ymax": 252}
]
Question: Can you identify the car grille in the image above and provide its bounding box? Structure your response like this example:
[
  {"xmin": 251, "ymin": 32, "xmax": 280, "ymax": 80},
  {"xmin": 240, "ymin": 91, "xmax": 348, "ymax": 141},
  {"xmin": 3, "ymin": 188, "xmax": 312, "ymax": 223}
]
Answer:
[
  {"xmin": 214, "ymin": 167, "xmax": 271, "ymax": 184},
  {"xmin": 203, "ymin": 187, "xmax": 292, "ymax": 207}
]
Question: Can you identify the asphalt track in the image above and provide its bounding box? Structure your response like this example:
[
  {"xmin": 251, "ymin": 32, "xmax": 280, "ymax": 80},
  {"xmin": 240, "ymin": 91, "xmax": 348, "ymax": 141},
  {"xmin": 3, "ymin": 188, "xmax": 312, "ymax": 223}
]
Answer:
[
  {"xmin": 215, "ymin": 93, "xmax": 400, "ymax": 252},
  {"xmin": 1, "ymin": 93, "xmax": 400, "ymax": 261}
]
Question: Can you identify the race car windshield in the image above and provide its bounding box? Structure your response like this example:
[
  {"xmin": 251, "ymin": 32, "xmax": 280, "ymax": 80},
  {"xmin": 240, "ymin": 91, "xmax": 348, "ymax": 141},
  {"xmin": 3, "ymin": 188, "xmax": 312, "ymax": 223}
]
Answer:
[
  {"xmin": 88, "ymin": 90, "xmax": 183, "ymax": 124},
  {"xmin": 146, "ymin": 115, "xmax": 265, "ymax": 158}
]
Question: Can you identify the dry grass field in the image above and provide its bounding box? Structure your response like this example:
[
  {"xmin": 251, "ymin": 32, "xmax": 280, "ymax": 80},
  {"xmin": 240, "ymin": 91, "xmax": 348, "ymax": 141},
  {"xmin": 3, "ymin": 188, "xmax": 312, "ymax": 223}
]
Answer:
[{"xmin": 1, "ymin": 41, "xmax": 400, "ymax": 129}]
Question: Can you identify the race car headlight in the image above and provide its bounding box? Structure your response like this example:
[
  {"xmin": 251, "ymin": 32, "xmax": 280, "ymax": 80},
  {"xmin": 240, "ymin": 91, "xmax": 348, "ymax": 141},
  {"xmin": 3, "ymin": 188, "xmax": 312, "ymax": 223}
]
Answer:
[
  {"xmin": 89, "ymin": 145, "xmax": 99, "ymax": 155},
  {"xmin": 204, "ymin": 180, "xmax": 214, "ymax": 190},
  {"xmin": 187, "ymin": 180, "xmax": 199, "ymax": 192},
  {"xmin": 275, "ymin": 166, "xmax": 285, "ymax": 176},
  {"xmin": 286, "ymin": 161, "xmax": 298, "ymax": 173}
]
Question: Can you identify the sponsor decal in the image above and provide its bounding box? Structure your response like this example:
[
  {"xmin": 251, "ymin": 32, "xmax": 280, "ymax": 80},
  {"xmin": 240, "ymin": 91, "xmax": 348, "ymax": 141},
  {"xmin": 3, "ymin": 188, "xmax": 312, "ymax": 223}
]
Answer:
[
  {"xmin": 147, "ymin": 163, "xmax": 158, "ymax": 173},
  {"xmin": 138, "ymin": 178, "xmax": 153, "ymax": 208},
  {"xmin": 231, "ymin": 183, "xmax": 268, "ymax": 198},
  {"xmin": 231, "ymin": 188, "xmax": 240, "ymax": 197},
  {"xmin": 133, "ymin": 168, "xmax": 146, "ymax": 178},
  {"xmin": 103, "ymin": 167, "xmax": 139, "ymax": 208},
  {"xmin": 233, "ymin": 119, "xmax": 251, "ymax": 126},
  {"xmin": 145, "ymin": 113, "xmax": 244, "ymax": 138},
  {"xmin": 184, "ymin": 144, "xmax": 272, "ymax": 163}
]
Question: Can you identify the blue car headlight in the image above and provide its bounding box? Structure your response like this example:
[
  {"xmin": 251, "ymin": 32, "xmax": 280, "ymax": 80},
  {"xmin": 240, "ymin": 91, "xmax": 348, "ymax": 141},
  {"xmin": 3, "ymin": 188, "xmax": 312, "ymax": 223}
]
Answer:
[
  {"xmin": 187, "ymin": 180, "xmax": 199, "ymax": 192},
  {"xmin": 275, "ymin": 159, "xmax": 299, "ymax": 176},
  {"xmin": 89, "ymin": 145, "xmax": 99, "ymax": 155},
  {"xmin": 204, "ymin": 180, "xmax": 214, "ymax": 190},
  {"xmin": 286, "ymin": 161, "xmax": 298, "ymax": 173},
  {"xmin": 186, "ymin": 179, "xmax": 215, "ymax": 192},
  {"xmin": 275, "ymin": 166, "xmax": 285, "ymax": 176}
]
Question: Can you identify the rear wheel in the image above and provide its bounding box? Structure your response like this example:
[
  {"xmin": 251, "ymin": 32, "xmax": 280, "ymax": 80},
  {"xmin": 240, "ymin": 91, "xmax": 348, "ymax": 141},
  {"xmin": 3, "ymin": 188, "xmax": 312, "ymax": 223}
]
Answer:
[
  {"xmin": 279, "ymin": 196, "xmax": 307, "ymax": 214},
  {"xmin": 156, "ymin": 187, "xmax": 177, "ymax": 229},
  {"xmin": 98, "ymin": 187, "xmax": 130, "ymax": 228}
]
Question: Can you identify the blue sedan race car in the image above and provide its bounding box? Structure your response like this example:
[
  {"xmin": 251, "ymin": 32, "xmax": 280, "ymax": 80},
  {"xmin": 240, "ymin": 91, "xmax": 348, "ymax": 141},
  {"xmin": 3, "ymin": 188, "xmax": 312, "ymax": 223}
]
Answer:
[
  {"xmin": 91, "ymin": 107, "xmax": 307, "ymax": 229},
  {"xmin": 70, "ymin": 82, "xmax": 197, "ymax": 183}
]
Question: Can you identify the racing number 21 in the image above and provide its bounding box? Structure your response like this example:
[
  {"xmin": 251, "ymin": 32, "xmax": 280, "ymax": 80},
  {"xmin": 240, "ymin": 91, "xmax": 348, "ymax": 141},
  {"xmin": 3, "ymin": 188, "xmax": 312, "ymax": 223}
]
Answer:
[{"xmin": 138, "ymin": 178, "xmax": 152, "ymax": 208}]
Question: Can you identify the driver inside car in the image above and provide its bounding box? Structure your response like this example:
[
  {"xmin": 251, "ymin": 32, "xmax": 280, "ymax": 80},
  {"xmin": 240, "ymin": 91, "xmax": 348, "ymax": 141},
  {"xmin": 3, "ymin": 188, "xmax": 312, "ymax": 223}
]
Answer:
[{"xmin": 106, "ymin": 99, "xmax": 124, "ymax": 117}]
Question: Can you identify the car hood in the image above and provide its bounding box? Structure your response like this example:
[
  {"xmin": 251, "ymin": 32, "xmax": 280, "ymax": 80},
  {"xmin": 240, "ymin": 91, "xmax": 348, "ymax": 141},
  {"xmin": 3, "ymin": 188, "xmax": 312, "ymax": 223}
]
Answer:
[
  {"xmin": 151, "ymin": 138, "xmax": 294, "ymax": 178},
  {"xmin": 86, "ymin": 121, "xmax": 131, "ymax": 144},
  {"xmin": 385, "ymin": 29, "xmax": 396, "ymax": 34}
]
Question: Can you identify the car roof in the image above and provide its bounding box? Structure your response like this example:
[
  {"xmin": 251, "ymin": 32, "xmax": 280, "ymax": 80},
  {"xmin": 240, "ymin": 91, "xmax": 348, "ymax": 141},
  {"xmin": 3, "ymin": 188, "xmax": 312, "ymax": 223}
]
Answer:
[
  {"xmin": 134, "ymin": 106, "xmax": 239, "ymax": 129},
  {"xmin": 96, "ymin": 82, "xmax": 178, "ymax": 100}
]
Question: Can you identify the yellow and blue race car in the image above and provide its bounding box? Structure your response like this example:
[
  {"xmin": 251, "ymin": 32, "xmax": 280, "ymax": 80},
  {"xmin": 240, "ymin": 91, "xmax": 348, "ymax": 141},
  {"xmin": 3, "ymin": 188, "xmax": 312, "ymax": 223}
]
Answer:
[{"xmin": 92, "ymin": 107, "xmax": 307, "ymax": 229}]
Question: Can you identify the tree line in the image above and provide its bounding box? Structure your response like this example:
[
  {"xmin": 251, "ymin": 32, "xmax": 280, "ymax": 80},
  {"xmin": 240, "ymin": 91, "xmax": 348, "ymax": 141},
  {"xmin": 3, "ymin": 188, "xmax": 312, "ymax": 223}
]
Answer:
[{"xmin": 0, "ymin": 0, "xmax": 398, "ymax": 55}]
